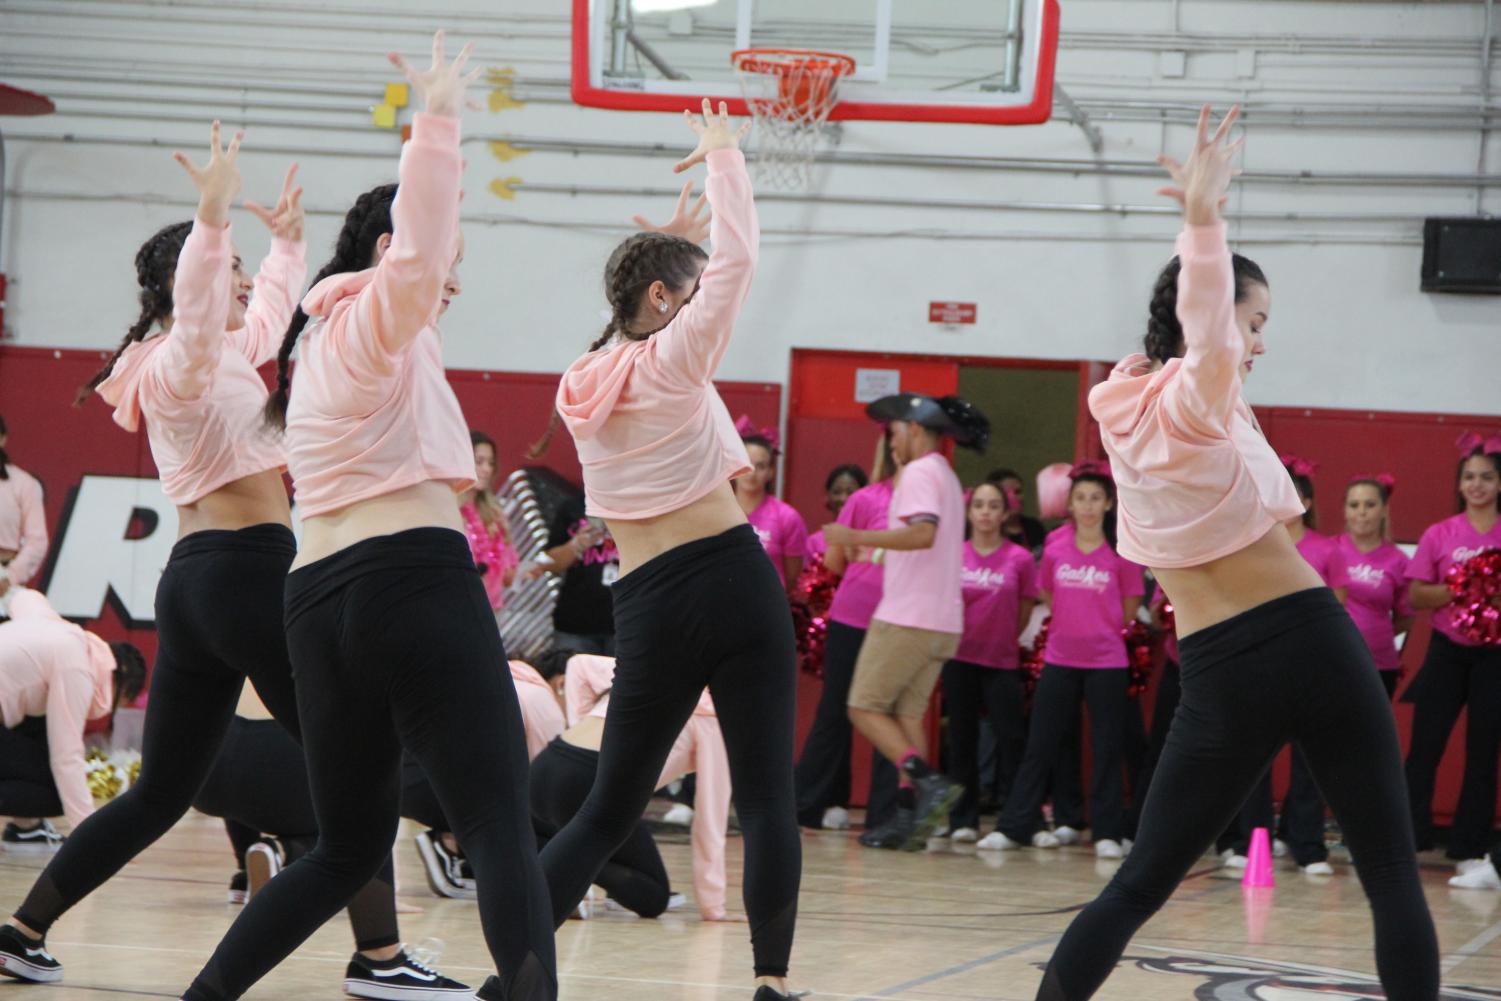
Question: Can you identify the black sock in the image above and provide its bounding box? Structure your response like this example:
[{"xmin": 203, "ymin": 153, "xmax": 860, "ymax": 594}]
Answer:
[
  {"xmin": 897, "ymin": 786, "xmax": 917, "ymax": 810},
  {"xmin": 900, "ymin": 754, "xmax": 933, "ymax": 780}
]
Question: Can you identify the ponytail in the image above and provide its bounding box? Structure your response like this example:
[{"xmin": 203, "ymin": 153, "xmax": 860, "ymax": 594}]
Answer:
[
  {"xmin": 76, "ymin": 221, "xmax": 193, "ymax": 407},
  {"xmin": 264, "ymin": 183, "xmax": 397, "ymax": 429},
  {"xmin": 1143, "ymin": 252, "xmax": 1269, "ymax": 364}
]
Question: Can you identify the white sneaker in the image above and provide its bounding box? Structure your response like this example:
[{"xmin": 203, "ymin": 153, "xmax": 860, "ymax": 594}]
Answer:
[
  {"xmin": 662, "ymin": 803, "xmax": 694, "ymax": 827},
  {"xmin": 932, "ymin": 824, "xmax": 951, "ymax": 839},
  {"xmin": 976, "ymin": 831, "xmax": 1023, "ymax": 851},
  {"xmin": 1457, "ymin": 857, "xmax": 1490, "ymax": 876},
  {"xmin": 1273, "ymin": 838, "xmax": 1290, "ymax": 859},
  {"xmin": 665, "ymin": 892, "xmax": 687, "ymax": 911},
  {"xmin": 1053, "ymin": 825, "xmax": 1082, "ymax": 846},
  {"xmin": 572, "ymin": 886, "xmax": 599, "ymax": 920},
  {"xmin": 1221, "ymin": 851, "xmax": 1249, "ymax": 870},
  {"xmin": 950, "ymin": 827, "xmax": 979, "ymax": 843},
  {"xmin": 1122, "ymin": 839, "xmax": 1134, "ymax": 855},
  {"xmin": 1032, "ymin": 831, "xmax": 1060, "ymax": 849},
  {"xmin": 1450, "ymin": 860, "xmax": 1501, "ymax": 890},
  {"xmin": 1302, "ymin": 861, "xmax": 1335, "ymax": 876},
  {"xmin": 1094, "ymin": 839, "xmax": 1124, "ymax": 860},
  {"xmin": 821, "ymin": 806, "xmax": 850, "ymax": 831}
]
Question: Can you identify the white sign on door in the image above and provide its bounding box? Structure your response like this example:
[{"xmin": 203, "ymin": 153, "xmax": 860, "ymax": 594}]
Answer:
[{"xmin": 854, "ymin": 368, "xmax": 900, "ymax": 404}]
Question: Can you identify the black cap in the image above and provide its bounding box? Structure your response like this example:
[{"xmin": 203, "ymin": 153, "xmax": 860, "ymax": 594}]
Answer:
[{"xmin": 865, "ymin": 393, "xmax": 990, "ymax": 452}]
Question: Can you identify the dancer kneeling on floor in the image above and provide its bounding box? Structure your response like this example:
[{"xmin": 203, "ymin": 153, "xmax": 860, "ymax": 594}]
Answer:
[{"xmin": 826, "ymin": 392, "xmax": 990, "ymax": 852}]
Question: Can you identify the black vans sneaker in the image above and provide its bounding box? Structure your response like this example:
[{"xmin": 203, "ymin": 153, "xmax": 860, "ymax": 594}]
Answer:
[
  {"xmin": 414, "ymin": 830, "xmax": 475, "ymax": 900},
  {"xmin": 0, "ymin": 924, "xmax": 62, "ymax": 983},
  {"xmin": 343, "ymin": 949, "xmax": 471, "ymax": 1000},
  {"xmin": 1, "ymin": 820, "xmax": 62, "ymax": 855}
]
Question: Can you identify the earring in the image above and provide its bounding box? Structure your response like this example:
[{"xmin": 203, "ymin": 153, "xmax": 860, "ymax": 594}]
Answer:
[{"xmin": 658, "ymin": 303, "xmax": 669, "ymax": 314}]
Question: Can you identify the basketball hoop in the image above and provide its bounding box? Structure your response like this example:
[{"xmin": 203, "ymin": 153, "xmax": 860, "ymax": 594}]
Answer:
[{"xmin": 731, "ymin": 48, "xmax": 855, "ymax": 190}]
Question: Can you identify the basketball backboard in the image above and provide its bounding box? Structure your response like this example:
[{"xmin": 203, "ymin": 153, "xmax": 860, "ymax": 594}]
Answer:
[{"xmin": 572, "ymin": 0, "xmax": 1060, "ymax": 125}]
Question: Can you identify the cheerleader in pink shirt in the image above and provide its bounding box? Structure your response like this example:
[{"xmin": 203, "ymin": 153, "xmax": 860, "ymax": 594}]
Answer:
[
  {"xmin": 460, "ymin": 430, "xmax": 519, "ymax": 614},
  {"xmin": 986, "ymin": 465, "xmax": 1143, "ymax": 857},
  {"xmin": 1403, "ymin": 435, "xmax": 1501, "ymax": 870},
  {"xmin": 1339, "ymin": 474, "xmax": 1411, "ymax": 697},
  {"xmin": 0, "ymin": 417, "xmax": 48, "ymax": 597},
  {"xmin": 940, "ymin": 481, "xmax": 1038, "ymax": 843},
  {"xmin": 804, "ymin": 463, "xmax": 867, "ymax": 561},
  {"xmin": 1034, "ymin": 106, "xmax": 1434, "ymax": 1000},
  {"xmin": 734, "ymin": 417, "xmax": 809, "ymax": 589}
]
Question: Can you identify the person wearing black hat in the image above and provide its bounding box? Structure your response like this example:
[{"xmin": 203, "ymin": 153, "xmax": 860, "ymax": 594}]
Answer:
[{"xmin": 823, "ymin": 394, "xmax": 989, "ymax": 851}]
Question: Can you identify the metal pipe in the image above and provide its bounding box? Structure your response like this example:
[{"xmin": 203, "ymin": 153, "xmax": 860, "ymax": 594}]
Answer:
[
  {"xmin": 1480, "ymin": 0, "xmax": 1495, "ymax": 212},
  {"xmin": 625, "ymin": 28, "xmax": 690, "ymax": 81},
  {"xmin": 1053, "ymin": 84, "xmax": 1104, "ymax": 155},
  {"xmin": 1001, "ymin": 0, "xmax": 1025, "ymax": 93},
  {"xmin": 607, "ymin": 0, "xmax": 633, "ymax": 78}
]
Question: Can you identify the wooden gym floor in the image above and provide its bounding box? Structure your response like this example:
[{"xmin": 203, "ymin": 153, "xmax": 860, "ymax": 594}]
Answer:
[{"xmin": 1, "ymin": 809, "xmax": 1498, "ymax": 1000}]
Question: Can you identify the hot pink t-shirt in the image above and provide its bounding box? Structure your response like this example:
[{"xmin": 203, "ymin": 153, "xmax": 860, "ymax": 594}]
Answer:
[
  {"xmin": 1407, "ymin": 513, "xmax": 1501, "ymax": 647},
  {"xmin": 1294, "ymin": 529, "xmax": 1349, "ymax": 589},
  {"xmin": 873, "ymin": 452, "xmax": 965, "ymax": 635},
  {"xmin": 744, "ymin": 494, "xmax": 808, "ymax": 586},
  {"xmin": 1338, "ymin": 536, "xmax": 1411, "ymax": 671},
  {"xmin": 828, "ymin": 481, "xmax": 892, "ymax": 630},
  {"xmin": 955, "ymin": 540, "xmax": 1039, "ymax": 669},
  {"xmin": 1040, "ymin": 531, "xmax": 1145, "ymax": 669},
  {"xmin": 806, "ymin": 530, "xmax": 827, "ymax": 560}
]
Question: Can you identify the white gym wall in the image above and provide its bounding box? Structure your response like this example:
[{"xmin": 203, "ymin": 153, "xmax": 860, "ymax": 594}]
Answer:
[{"xmin": 1, "ymin": 0, "xmax": 1496, "ymax": 414}]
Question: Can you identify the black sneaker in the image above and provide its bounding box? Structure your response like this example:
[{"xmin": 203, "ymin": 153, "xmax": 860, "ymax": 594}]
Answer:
[
  {"xmin": 858, "ymin": 807, "xmax": 915, "ymax": 850},
  {"xmin": 1, "ymin": 820, "xmax": 63, "ymax": 854},
  {"xmin": 752, "ymin": 987, "xmax": 793, "ymax": 1001},
  {"xmin": 905, "ymin": 773, "xmax": 965, "ymax": 852},
  {"xmin": 0, "ymin": 924, "xmax": 62, "ymax": 983},
  {"xmin": 246, "ymin": 838, "xmax": 285, "ymax": 901},
  {"xmin": 414, "ymin": 830, "xmax": 475, "ymax": 900},
  {"xmin": 228, "ymin": 870, "xmax": 247, "ymax": 905},
  {"xmin": 475, "ymin": 975, "xmax": 504, "ymax": 1001},
  {"xmin": 343, "ymin": 949, "xmax": 471, "ymax": 1001}
]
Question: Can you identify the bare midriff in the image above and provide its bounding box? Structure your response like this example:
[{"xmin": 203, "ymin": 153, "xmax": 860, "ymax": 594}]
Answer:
[
  {"xmin": 293, "ymin": 479, "xmax": 463, "ymax": 569},
  {"xmin": 1154, "ymin": 523, "xmax": 1326, "ymax": 638},
  {"xmin": 175, "ymin": 468, "xmax": 294, "ymax": 539},
  {"xmin": 561, "ymin": 714, "xmax": 606, "ymax": 751},
  {"xmin": 606, "ymin": 480, "xmax": 748, "ymax": 577}
]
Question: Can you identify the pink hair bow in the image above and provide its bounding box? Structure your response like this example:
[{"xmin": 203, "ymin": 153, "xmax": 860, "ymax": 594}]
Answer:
[
  {"xmin": 1070, "ymin": 458, "xmax": 1112, "ymax": 480},
  {"xmin": 733, "ymin": 414, "xmax": 780, "ymax": 450},
  {"xmin": 1350, "ymin": 472, "xmax": 1397, "ymax": 496},
  {"xmin": 1279, "ymin": 454, "xmax": 1319, "ymax": 478},
  {"xmin": 1457, "ymin": 431, "xmax": 1501, "ymax": 456}
]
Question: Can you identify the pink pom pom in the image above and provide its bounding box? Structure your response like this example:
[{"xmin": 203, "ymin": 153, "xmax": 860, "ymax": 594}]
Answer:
[{"xmin": 1036, "ymin": 463, "xmax": 1074, "ymax": 520}]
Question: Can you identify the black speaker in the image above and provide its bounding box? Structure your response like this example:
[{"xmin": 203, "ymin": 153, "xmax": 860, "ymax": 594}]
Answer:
[{"xmin": 1422, "ymin": 217, "xmax": 1501, "ymax": 294}]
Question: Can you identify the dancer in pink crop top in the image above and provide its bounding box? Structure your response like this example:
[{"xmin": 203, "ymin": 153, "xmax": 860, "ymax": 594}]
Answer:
[
  {"xmin": 1032, "ymin": 106, "xmax": 1436, "ymax": 1001},
  {"xmin": 545, "ymin": 102, "xmax": 800, "ymax": 1001}
]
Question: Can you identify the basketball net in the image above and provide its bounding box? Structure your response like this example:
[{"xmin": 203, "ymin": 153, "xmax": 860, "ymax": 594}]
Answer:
[{"xmin": 732, "ymin": 49, "xmax": 855, "ymax": 190}]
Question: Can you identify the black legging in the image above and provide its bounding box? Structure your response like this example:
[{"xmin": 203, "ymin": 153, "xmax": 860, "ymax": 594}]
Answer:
[
  {"xmin": 794, "ymin": 619, "xmax": 899, "ymax": 829},
  {"xmin": 1403, "ymin": 630, "xmax": 1501, "ymax": 859},
  {"xmin": 183, "ymin": 529, "xmax": 555, "ymax": 1001},
  {"xmin": 1036, "ymin": 589, "xmax": 1437, "ymax": 1001},
  {"xmin": 0, "ymin": 717, "xmax": 63, "ymax": 819},
  {"xmin": 532, "ymin": 737, "xmax": 672, "ymax": 918},
  {"xmin": 539, "ymin": 525, "xmax": 800, "ymax": 978},
  {"xmin": 13, "ymin": 526, "xmax": 396, "ymax": 956},
  {"xmin": 941, "ymin": 661, "xmax": 1025, "ymax": 831},
  {"xmin": 1000, "ymin": 665, "xmax": 1130, "ymax": 844}
]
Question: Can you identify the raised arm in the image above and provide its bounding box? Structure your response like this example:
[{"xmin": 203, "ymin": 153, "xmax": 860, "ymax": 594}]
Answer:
[
  {"xmin": 1157, "ymin": 106, "xmax": 1246, "ymax": 434},
  {"xmin": 653, "ymin": 101, "xmax": 758, "ymax": 385},
  {"xmin": 232, "ymin": 163, "xmax": 307, "ymax": 366},
  {"xmin": 159, "ymin": 121, "xmax": 242, "ymax": 400}
]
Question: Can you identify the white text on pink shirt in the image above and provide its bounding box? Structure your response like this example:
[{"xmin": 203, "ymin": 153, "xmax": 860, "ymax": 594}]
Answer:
[{"xmin": 1054, "ymin": 563, "xmax": 1114, "ymax": 592}]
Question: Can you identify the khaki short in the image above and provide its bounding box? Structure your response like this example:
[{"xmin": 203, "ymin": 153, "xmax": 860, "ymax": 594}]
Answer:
[{"xmin": 848, "ymin": 619, "xmax": 960, "ymax": 718}]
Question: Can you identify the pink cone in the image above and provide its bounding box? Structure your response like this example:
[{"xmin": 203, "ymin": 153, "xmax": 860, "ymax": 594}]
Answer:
[{"xmin": 1242, "ymin": 826, "xmax": 1276, "ymax": 888}]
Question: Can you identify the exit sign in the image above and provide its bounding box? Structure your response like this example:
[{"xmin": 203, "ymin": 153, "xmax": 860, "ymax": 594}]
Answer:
[{"xmin": 929, "ymin": 301, "xmax": 977, "ymax": 324}]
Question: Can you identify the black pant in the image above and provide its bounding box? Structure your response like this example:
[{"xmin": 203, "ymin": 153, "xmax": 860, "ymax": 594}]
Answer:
[
  {"xmin": 941, "ymin": 662, "xmax": 1025, "ymax": 830},
  {"xmin": 539, "ymin": 525, "xmax": 800, "ymax": 978},
  {"xmin": 793, "ymin": 619, "xmax": 899, "ymax": 829},
  {"xmin": 1125, "ymin": 659, "xmax": 1180, "ymax": 838},
  {"xmin": 0, "ymin": 717, "xmax": 62, "ymax": 819},
  {"xmin": 1403, "ymin": 631, "xmax": 1501, "ymax": 858},
  {"xmin": 14, "ymin": 526, "xmax": 397, "ymax": 955},
  {"xmin": 532, "ymin": 737, "xmax": 671, "ymax": 918},
  {"xmin": 184, "ymin": 528, "xmax": 555, "ymax": 1001},
  {"xmin": 1036, "ymin": 589, "xmax": 1437, "ymax": 1001},
  {"xmin": 1000, "ymin": 666, "xmax": 1130, "ymax": 844}
]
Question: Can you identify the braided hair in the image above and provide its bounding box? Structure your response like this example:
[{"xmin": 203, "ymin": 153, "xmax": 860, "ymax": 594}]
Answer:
[
  {"xmin": 75, "ymin": 221, "xmax": 194, "ymax": 407},
  {"xmin": 263, "ymin": 183, "xmax": 398, "ymax": 429},
  {"xmin": 1144, "ymin": 253, "xmax": 1269, "ymax": 364},
  {"xmin": 528, "ymin": 231, "xmax": 708, "ymax": 458}
]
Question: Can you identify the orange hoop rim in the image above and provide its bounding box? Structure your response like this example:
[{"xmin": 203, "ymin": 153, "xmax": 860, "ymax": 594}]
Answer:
[{"xmin": 731, "ymin": 48, "xmax": 857, "ymax": 78}]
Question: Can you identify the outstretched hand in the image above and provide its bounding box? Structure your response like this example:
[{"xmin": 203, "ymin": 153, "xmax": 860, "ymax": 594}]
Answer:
[
  {"xmin": 245, "ymin": 163, "xmax": 305, "ymax": 243},
  {"xmin": 674, "ymin": 98, "xmax": 752, "ymax": 174},
  {"xmin": 390, "ymin": 29, "xmax": 484, "ymax": 119},
  {"xmin": 633, "ymin": 181, "xmax": 711, "ymax": 243},
  {"xmin": 1157, "ymin": 104, "xmax": 1243, "ymax": 226},
  {"xmin": 173, "ymin": 120, "xmax": 243, "ymax": 229}
]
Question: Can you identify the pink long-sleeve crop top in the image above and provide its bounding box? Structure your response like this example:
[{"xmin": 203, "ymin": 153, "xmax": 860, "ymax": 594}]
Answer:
[
  {"xmin": 96, "ymin": 220, "xmax": 305, "ymax": 506},
  {"xmin": 556, "ymin": 149, "xmax": 758, "ymax": 520},
  {"xmin": 1088, "ymin": 222, "xmax": 1304, "ymax": 569},
  {"xmin": 0, "ymin": 464, "xmax": 48, "ymax": 587},
  {"xmin": 284, "ymin": 113, "xmax": 475, "ymax": 518}
]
